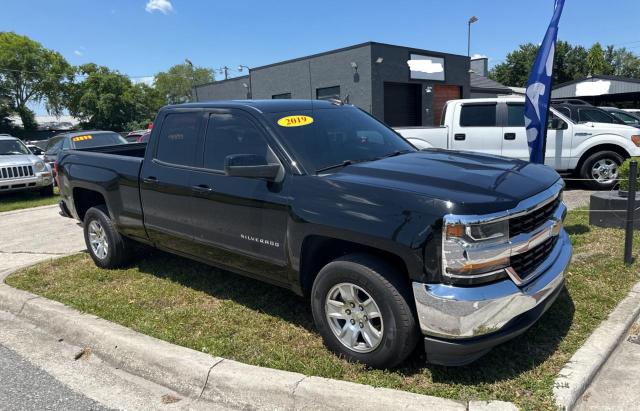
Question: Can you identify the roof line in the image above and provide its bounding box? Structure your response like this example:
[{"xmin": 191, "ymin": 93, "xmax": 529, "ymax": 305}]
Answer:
[
  {"xmin": 249, "ymin": 41, "xmax": 468, "ymax": 71},
  {"xmin": 554, "ymin": 75, "xmax": 640, "ymax": 89},
  {"xmin": 195, "ymin": 75, "xmax": 249, "ymax": 89}
]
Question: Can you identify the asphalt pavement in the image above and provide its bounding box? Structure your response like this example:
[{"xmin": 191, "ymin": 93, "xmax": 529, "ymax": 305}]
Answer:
[
  {"xmin": 0, "ymin": 344, "xmax": 111, "ymax": 411},
  {"xmin": 0, "ymin": 205, "xmax": 225, "ymax": 410}
]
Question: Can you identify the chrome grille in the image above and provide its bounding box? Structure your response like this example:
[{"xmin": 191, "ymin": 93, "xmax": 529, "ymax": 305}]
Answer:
[
  {"xmin": 510, "ymin": 196, "xmax": 561, "ymax": 236},
  {"xmin": 510, "ymin": 236, "xmax": 558, "ymax": 281},
  {"xmin": 0, "ymin": 165, "xmax": 34, "ymax": 180}
]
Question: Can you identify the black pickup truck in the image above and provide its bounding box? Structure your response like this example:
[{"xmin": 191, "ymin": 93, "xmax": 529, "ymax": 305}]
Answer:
[{"xmin": 57, "ymin": 100, "xmax": 572, "ymax": 368}]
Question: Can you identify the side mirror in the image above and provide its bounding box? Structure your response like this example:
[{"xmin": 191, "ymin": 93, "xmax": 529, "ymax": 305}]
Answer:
[{"xmin": 224, "ymin": 154, "xmax": 281, "ymax": 180}]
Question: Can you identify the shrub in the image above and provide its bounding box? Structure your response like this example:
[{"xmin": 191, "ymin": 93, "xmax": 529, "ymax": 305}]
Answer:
[{"xmin": 619, "ymin": 157, "xmax": 640, "ymax": 191}]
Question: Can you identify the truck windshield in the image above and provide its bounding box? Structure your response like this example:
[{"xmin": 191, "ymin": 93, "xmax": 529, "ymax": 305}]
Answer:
[
  {"xmin": 268, "ymin": 108, "xmax": 415, "ymax": 173},
  {"xmin": 0, "ymin": 139, "xmax": 31, "ymax": 155},
  {"xmin": 70, "ymin": 132, "xmax": 127, "ymax": 149}
]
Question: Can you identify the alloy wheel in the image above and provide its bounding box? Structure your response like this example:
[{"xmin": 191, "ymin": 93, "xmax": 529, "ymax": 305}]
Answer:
[{"xmin": 324, "ymin": 282, "xmax": 384, "ymax": 353}]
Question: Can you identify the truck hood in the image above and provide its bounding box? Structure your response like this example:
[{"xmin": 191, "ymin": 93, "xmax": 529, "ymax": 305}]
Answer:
[
  {"xmin": 578, "ymin": 122, "xmax": 640, "ymax": 133},
  {"xmin": 0, "ymin": 154, "xmax": 40, "ymax": 166},
  {"xmin": 327, "ymin": 150, "xmax": 561, "ymax": 214}
]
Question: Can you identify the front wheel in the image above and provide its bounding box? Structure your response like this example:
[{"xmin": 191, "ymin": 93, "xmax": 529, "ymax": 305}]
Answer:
[
  {"xmin": 311, "ymin": 254, "xmax": 419, "ymax": 369},
  {"xmin": 579, "ymin": 151, "xmax": 624, "ymax": 190}
]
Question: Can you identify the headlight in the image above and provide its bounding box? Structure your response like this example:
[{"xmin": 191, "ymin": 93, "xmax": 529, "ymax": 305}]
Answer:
[
  {"xmin": 442, "ymin": 219, "xmax": 510, "ymax": 284},
  {"xmin": 34, "ymin": 161, "xmax": 46, "ymax": 172},
  {"xmin": 632, "ymin": 135, "xmax": 640, "ymax": 147}
]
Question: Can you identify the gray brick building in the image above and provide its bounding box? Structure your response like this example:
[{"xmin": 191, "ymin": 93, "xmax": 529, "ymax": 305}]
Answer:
[{"xmin": 194, "ymin": 42, "xmax": 470, "ymax": 127}]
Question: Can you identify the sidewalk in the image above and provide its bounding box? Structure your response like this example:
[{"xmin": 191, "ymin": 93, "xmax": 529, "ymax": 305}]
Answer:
[{"xmin": 575, "ymin": 318, "xmax": 640, "ymax": 410}]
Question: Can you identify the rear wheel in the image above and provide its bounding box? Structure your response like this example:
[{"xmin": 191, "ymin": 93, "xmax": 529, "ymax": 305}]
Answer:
[
  {"xmin": 311, "ymin": 254, "xmax": 419, "ymax": 369},
  {"xmin": 579, "ymin": 151, "xmax": 624, "ymax": 190},
  {"xmin": 83, "ymin": 205, "xmax": 132, "ymax": 268}
]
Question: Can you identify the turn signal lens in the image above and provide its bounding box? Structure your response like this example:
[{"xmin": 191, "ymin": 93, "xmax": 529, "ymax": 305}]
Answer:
[
  {"xmin": 445, "ymin": 224, "xmax": 465, "ymax": 239},
  {"xmin": 632, "ymin": 135, "xmax": 640, "ymax": 147}
]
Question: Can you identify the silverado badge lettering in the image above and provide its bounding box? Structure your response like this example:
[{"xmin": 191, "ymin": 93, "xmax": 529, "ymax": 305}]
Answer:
[{"xmin": 240, "ymin": 233, "xmax": 280, "ymax": 248}]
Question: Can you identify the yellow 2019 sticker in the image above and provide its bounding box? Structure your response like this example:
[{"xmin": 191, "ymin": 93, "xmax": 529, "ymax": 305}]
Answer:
[
  {"xmin": 72, "ymin": 135, "xmax": 93, "ymax": 142},
  {"xmin": 277, "ymin": 115, "xmax": 314, "ymax": 127}
]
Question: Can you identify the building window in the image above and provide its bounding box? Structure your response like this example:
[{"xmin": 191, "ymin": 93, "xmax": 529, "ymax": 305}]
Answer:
[
  {"xmin": 316, "ymin": 86, "xmax": 341, "ymax": 101},
  {"xmin": 272, "ymin": 93, "xmax": 291, "ymax": 99}
]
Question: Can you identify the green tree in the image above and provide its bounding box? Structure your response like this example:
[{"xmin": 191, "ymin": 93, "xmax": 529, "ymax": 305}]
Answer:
[
  {"xmin": 0, "ymin": 32, "xmax": 72, "ymax": 130},
  {"xmin": 489, "ymin": 41, "xmax": 589, "ymax": 87},
  {"xmin": 154, "ymin": 63, "xmax": 214, "ymax": 104},
  {"xmin": 489, "ymin": 43, "xmax": 538, "ymax": 87},
  {"xmin": 586, "ymin": 43, "xmax": 611, "ymax": 75},
  {"xmin": 67, "ymin": 64, "xmax": 162, "ymax": 131},
  {"xmin": 605, "ymin": 46, "xmax": 640, "ymax": 78}
]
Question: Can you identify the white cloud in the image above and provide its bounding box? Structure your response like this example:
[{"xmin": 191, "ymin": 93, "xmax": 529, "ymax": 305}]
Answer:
[
  {"xmin": 145, "ymin": 0, "xmax": 173, "ymax": 14},
  {"xmin": 471, "ymin": 54, "xmax": 488, "ymax": 59},
  {"xmin": 74, "ymin": 50, "xmax": 83, "ymax": 56},
  {"xmin": 132, "ymin": 76, "xmax": 155, "ymax": 86}
]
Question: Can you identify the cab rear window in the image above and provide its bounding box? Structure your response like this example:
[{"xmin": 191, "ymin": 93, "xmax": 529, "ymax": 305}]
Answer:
[
  {"xmin": 71, "ymin": 132, "xmax": 127, "ymax": 149},
  {"xmin": 459, "ymin": 104, "xmax": 497, "ymax": 127}
]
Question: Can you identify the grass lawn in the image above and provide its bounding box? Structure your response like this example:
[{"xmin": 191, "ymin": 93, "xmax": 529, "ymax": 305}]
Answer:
[
  {"xmin": 7, "ymin": 210, "xmax": 640, "ymax": 410},
  {"xmin": 0, "ymin": 187, "xmax": 59, "ymax": 212}
]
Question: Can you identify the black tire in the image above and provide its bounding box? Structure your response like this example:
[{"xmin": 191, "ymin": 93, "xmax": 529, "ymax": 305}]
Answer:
[
  {"xmin": 311, "ymin": 254, "xmax": 419, "ymax": 369},
  {"xmin": 579, "ymin": 151, "xmax": 624, "ymax": 190},
  {"xmin": 83, "ymin": 205, "xmax": 132, "ymax": 268},
  {"xmin": 39, "ymin": 184, "xmax": 54, "ymax": 197}
]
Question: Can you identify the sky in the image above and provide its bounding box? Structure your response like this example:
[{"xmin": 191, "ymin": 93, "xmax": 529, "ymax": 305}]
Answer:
[{"xmin": 2, "ymin": 0, "xmax": 639, "ymax": 114}]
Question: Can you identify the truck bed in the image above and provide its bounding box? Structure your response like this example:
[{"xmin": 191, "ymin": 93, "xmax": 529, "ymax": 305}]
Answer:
[
  {"xmin": 57, "ymin": 144, "xmax": 147, "ymax": 241},
  {"xmin": 75, "ymin": 142, "xmax": 147, "ymax": 158}
]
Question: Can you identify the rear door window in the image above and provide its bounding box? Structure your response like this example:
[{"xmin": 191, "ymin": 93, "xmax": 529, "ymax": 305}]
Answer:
[
  {"xmin": 459, "ymin": 104, "xmax": 497, "ymax": 127},
  {"xmin": 155, "ymin": 112, "xmax": 202, "ymax": 166},
  {"xmin": 506, "ymin": 104, "xmax": 525, "ymax": 127}
]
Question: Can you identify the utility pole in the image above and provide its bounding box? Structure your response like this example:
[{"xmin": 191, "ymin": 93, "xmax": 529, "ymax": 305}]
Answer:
[{"xmin": 219, "ymin": 66, "xmax": 229, "ymax": 80}]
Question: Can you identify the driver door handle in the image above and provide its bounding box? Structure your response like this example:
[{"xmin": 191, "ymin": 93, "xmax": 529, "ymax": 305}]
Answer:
[
  {"xmin": 143, "ymin": 176, "xmax": 158, "ymax": 184},
  {"xmin": 504, "ymin": 133, "xmax": 516, "ymax": 140},
  {"xmin": 192, "ymin": 184, "xmax": 213, "ymax": 193},
  {"xmin": 454, "ymin": 133, "xmax": 466, "ymax": 141}
]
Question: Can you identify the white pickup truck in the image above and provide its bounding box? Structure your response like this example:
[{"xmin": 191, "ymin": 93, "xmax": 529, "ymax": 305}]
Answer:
[{"xmin": 396, "ymin": 97, "xmax": 640, "ymax": 189}]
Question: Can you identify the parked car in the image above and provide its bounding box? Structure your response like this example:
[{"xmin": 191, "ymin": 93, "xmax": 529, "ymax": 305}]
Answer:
[
  {"xmin": 600, "ymin": 106, "xmax": 640, "ymax": 128},
  {"xmin": 126, "ymin": 129, "xmax": 148, "ymax": 143},
  {"xmin": 26, "ymin": 144, "xmax": 45, "ymax": 159},
  {"xmin": 43, "ymin": 131, "xmax": 128, "ymax": 182},
  {"xmin": 57, "ymin": 100, "xmax": 571, "ymax": 368},
  {"xmin": 396, "ymin": 97, "xmax": 640, "ymax": 190},
  {"xmin": 0, "ymin": 135, "xmax": 54, "ymax": 196},
  {"xmin": 136, "ymin": 130, "xmax": 151, "ymax": 143},
  {"xmin": 552, "ymin": 102, "xmax": 626, "ymax": 126}
]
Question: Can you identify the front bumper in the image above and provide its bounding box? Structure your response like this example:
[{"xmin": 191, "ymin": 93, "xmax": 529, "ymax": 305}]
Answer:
[
  {"xmin": 0, "ymin": 172, "xmax": 53, "ymax": 193},
  {"xmin": 413, "ymin": 229, "xmax": 571, "ymax": 366}
]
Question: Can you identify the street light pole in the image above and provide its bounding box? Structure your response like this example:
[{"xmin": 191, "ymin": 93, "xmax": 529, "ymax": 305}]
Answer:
[
  {"xmin": 467, "ymin": 16, "xmax": 478, "ymax": 57},
  {"xmin": 238, "ymin": 65, "xmax": 252, "ymax": 99}
]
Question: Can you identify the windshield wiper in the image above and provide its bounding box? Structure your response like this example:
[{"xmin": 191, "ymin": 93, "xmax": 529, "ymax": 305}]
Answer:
[
  {"xmin": 316, "ymin": 159, "xmax": 367, "ymax": 173},
  {"xmin": 376, "ymin": 149, "xmax": 413, "ymax": 160}
]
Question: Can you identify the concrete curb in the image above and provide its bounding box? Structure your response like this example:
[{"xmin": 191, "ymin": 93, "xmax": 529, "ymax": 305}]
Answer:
[
  {"xmin": 0, "ymin": 263, "xmax": 504, "ymax": 410},
  {"xmin": 553, "ymin": 281, "xmax": 640, "ymax": 411},
  {"xmin": 0, "ymin": 203, "xmax": 59, "ymax": 216}
]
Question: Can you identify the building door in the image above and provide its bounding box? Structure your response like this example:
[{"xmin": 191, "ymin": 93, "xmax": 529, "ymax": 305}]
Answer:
[
  {"xmin": 383, "ymin": 82, "xmax": 421, "ymax": 127},
  {"xmin": 432, "ymin": 85, "xmax": 461, "ymax": 125}
]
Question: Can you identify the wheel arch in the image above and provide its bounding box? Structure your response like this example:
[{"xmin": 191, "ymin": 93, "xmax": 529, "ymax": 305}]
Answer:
[
  {"xmin": 298, "ymin": 235, "xmax": 411, "ymax": 297},
  {"xmin": 72, "ymin": 187, "xmax": 108, "ymax": 221},
  {"xmin": 575, "ymin": 143, "xmax": 630, "ymax": 175}
]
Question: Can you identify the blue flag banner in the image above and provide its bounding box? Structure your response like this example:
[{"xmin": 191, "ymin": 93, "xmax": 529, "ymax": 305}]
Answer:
[{"xmin": 524, "ymin": 0, "xmax": 565, "ymax": 164}]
